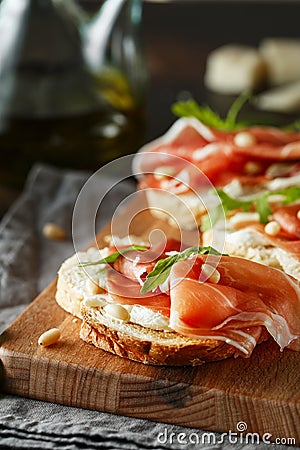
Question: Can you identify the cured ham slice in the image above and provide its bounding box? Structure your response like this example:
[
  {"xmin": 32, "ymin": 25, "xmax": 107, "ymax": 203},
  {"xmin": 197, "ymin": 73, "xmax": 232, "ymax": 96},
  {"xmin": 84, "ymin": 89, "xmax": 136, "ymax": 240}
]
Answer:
[
  {"xmin": 272, "ymin": 204, "xmax": 300, "ymax": 239},
  {"xmin": 106, "ymin": 238, "xmax": 185, "ymax": 315},
  {"xmin": 111, "ymin": 238, "xmax": 184, "ymax": 282},
  {"xmin": 133, "ymin": 118, "xmax": 300, "ymax": 230},
  {"xmin": 133, "ymin": 118, "xmax": 300, "ymax": 192},
  {"xmin": 169, "ymin": 255, "xmax": 300, "ymax": 356},
  {"xmin": 105, "ymin": 241, "xmax": 300, "ymax": 357},
  {"xmin": 106, "ymin": 268, "xmax": 170, "ymax": 316}
]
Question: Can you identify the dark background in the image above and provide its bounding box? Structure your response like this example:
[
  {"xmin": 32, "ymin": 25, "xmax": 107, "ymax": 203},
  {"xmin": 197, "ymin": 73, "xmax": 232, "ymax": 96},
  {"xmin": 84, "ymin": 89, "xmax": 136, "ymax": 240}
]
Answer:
[{"xmin": 141, "ymin": 1, "xmax": 300, "ymax": 139}]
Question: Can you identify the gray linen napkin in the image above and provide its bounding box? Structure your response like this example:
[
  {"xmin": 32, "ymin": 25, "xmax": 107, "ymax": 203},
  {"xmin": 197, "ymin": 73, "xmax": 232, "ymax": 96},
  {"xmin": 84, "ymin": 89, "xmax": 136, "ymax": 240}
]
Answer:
[{"xmin": 0, "ymin": 164, "xmax": 297, "ymax": 450}]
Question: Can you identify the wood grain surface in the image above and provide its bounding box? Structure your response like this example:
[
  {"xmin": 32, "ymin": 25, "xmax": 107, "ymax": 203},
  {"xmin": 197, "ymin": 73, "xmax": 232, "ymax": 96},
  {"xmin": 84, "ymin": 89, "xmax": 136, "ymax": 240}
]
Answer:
[{"xmin": 0, "ymin": 211, "xmax": 299, "ymax": 445}]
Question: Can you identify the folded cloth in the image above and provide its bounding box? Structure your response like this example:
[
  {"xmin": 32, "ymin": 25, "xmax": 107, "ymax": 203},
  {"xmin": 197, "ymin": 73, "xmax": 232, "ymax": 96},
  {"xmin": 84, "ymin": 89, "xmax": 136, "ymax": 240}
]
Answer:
[{"xmin": 0, "ymin": 164, "xmax": 295, "ymax": 450}]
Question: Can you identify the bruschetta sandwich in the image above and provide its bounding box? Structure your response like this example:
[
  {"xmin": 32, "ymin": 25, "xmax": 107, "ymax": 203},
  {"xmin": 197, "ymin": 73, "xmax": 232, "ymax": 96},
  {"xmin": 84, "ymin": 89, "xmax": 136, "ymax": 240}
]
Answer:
[
  {"xmin": 133, "ymin": 98, "xmax": 300, "ymax": 230},
  {"xmin": 56, "ymin": 237, "xmax": 300, "ymax": 365},
  {"xmin": 133, "ymin": 97, "xmax": 300, "ymax": 282}
]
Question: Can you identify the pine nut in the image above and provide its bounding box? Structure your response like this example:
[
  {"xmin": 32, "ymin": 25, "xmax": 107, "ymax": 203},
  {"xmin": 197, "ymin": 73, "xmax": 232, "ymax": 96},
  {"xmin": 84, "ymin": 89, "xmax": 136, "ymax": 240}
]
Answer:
[
  {"xmin": 104, "ymin": 304, "xmax": 130, "ymax": 322},
  {"xmin": 201, "ymin": 264, "xmax": 221, "ymax": 284},
  {"xmin": 38, "ymin": 328, "xmax": 60, "ymax": 347},
  {"xmin": 267, "ymin": 194, "xmax": 287, "ymax": 205},
  {"xmin": 229, "ymin": 212, "xmax": 259, "ymax": 228},
  {"xmin": 264, "ymin": 220, "xmax": 281, "ymax": 236},
  {"xmin": 43, "ymin": 223, "xmax": 66, "ymax": 240},
  {"xmin": 209, "ymin": 269, "xmax": 221, "ymax": 284},
  {"xmin": 297, "ymin": 210, "xmax": 300, "ymax": 220},
  {"xmin": 266, "ymin": 162, "xmax": 294, "ymax": 179},
  {"xmin": 83, "ymin": 297, "xmax": 106, "ymax": 308},
  {"xmin": 234, "ymin": 132, "xmax": 256, "ymax": 147},
  {"xmin": 244, "ymin": 161, "xmax": 263, "ymax": 175}
]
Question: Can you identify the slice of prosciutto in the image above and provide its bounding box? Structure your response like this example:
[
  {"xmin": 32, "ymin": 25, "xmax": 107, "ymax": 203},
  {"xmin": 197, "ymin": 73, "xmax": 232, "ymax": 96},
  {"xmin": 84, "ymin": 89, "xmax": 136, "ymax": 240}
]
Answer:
[
  {"xmin": 106, "ymin": 238, "xmax": 186, "ymax": 316},
  {"xmin": 133, "ymin": 117, "xmax": 300, "ymax": 194},
  {"xmin": 272, "ymin": 204, "xmax": 300, "ymax": 239},
  {"xmin": 105, "ymin": 240, "xmax": 300, "ymax": 358},
  {"xmin": 168, "ymin": 255, "xmax": 300, "ymax": 356}
]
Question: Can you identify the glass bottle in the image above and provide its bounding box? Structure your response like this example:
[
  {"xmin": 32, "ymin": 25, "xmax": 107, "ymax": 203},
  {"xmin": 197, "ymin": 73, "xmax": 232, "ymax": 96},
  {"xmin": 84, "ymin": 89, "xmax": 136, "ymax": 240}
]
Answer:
[{"xmin": 0, "ymin": 0, "xmax": 146, "ymax": 209}]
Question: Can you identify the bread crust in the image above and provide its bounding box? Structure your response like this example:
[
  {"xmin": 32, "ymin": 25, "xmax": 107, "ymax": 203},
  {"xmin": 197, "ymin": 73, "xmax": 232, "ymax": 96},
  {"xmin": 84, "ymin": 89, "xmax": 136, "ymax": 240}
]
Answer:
[
  {"xmin": 80, "ymin": 322, "xmax": 238, "ymax": 366},
  {"xmin": 80, "ymin": 304, "xmax": 237, "ymax": 365}
]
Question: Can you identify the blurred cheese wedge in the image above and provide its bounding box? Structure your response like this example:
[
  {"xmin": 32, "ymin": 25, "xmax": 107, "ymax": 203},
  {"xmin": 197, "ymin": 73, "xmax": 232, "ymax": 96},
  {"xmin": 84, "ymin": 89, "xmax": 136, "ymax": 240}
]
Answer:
[
  {"xmin": 255, "ymin": 80, "xmax": 300, "ymax": 113},
  {"xmin": 260, "ymin": 38, "xmax": 300, "ymax": 86},
  {"xmin": 204, "ymin": 44, "xmax": 266, "ymax": 94}
]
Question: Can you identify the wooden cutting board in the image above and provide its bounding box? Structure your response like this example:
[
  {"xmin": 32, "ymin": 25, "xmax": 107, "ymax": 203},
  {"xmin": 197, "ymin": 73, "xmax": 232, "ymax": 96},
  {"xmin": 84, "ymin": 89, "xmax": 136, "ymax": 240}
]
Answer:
[{"xmin": 0, "ymin": 209, "xmax": 299, "ymax": 445}]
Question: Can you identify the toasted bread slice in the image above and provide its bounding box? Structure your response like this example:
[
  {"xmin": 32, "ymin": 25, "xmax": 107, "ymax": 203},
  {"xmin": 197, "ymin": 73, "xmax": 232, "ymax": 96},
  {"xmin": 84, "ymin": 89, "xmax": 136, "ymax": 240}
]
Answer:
[
  {"xmin": 56, "ymin": 243, "xmax": 270, "ymax": 366},
  {"xmin": 56, "ymin": 246, "xmax": 239, "ymax": 365},
  {"xmin": 79, "ymin": 301, "xmax": 236, "ymax": 365}
]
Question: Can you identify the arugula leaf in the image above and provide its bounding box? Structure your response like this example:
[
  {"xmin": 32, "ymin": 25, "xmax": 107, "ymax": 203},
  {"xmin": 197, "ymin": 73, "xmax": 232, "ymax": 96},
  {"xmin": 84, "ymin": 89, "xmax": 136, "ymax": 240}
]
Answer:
[
  {"xmin": 255, "ymin": 194, "xmax": 272, "ymax": 224},
  {"xmin": 277, "ymin": 186, "xmax": 300, "ymax": 204},
  {"xmin": 203, "ymin": 186, "xmax": 300, "ymax": 230},
  {"xmin": 172, "ymin": 100, "xmax": 228, "ymax": 130},
  {"xmin": 201, "ymin": 204, "xmax": 224, "ymax": 232},
  {"xmin": 172, "ymin": 91, "xmax": 251, "ymax": 132},
  {"xmin": 201, "ymin": 190, "xmax": 252, "ymax": 232},
  {"xmin": 140, "ymin": 246, "xmax": 224, "ymax": 294},
  {"xmin": 216, "ymin": 189, "xmax": 252, "ymax": 212},
  {"xmin": 225, "ymin": 90, "xmax": 252, "ymax": 128},
  {"xmin": 79, "ymin": 245, "xmax": 148, "ymax": 267},
  {"xmin": 283, "ymin": 119, "xmax": 300, "ymax": 132}
]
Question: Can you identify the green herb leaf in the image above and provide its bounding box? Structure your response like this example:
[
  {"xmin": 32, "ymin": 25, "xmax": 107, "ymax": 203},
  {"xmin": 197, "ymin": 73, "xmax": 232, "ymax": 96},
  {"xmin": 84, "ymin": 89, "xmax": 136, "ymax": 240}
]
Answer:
[
  {"xmin": 201, "ymin": 204, "xmax": 224, "ymax": 232},
  {"xmin": 254, "ymin": 194, "xmax": 272, "ymax": 224},
  {"xmin": 225, "ymin": 90, "xmax": 252, "ymax": 127},
  {"xmin": 204, "ymin": 186, "xmax": 300, "ymax": 229},
  {"xmin": 216, "ymin": 189, "xmax": 252, "ymax": 212},
  {"xmin": 283, "ymin": 119, "xmax": 300, "ymax": 132},
  {"xmin": 172, "ymin": 100, "xmax": 228, "ymax": 130},
  {"xmin": 140, "ymin": 246, "xmax": 225, "ymax": 294},
  {"xmin": 172, "ymin": 92, "xmax": 251, "ymax": 132},
  {"xmin": 79, "ymin": 245, "xmax": 148, "ymax": 267},
  {"xmin": 200, "ymin": 190, "xmax": 252, "ymax": 232},
  {"xmin": 277, "ymin": 186, "xmax": 300, "ymax": 204}
]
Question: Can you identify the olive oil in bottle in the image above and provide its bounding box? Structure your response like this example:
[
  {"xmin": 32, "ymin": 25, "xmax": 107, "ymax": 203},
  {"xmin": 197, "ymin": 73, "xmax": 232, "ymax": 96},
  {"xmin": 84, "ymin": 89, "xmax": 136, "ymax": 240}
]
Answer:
[{"xmin": 0, "ymin": 0, "xmax": 146, "ymax": 209}]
